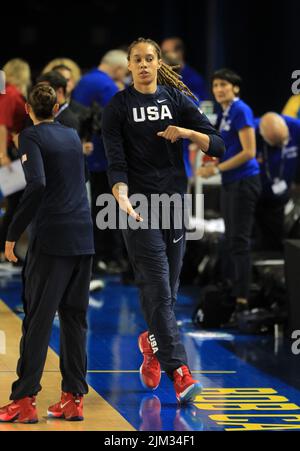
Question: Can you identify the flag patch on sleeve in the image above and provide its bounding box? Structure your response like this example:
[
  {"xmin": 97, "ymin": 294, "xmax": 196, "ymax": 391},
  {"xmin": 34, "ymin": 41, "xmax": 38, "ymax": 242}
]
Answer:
[{"xmin": 21, "ymin": 154, "xmax": 27, "ymax": 163}]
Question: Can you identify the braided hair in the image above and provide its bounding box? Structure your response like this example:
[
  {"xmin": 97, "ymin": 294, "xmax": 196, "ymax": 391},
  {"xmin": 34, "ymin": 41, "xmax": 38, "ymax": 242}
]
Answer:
[{"xmin": 127, "ymin": 37, "xmax": 197, "ymax": 101}]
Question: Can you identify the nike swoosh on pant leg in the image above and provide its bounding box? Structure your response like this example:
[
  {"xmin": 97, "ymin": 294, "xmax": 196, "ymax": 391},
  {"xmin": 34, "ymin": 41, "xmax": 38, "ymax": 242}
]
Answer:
[{"xmin": 173, "ymin": 235, "xmax": 184, "ymax": 244}]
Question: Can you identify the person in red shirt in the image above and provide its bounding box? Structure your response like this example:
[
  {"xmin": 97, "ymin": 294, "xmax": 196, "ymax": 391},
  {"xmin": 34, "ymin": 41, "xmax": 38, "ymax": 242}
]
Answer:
[{"xmin": 0, "ymin": 59, "xmax": 31, "ymax": 259}]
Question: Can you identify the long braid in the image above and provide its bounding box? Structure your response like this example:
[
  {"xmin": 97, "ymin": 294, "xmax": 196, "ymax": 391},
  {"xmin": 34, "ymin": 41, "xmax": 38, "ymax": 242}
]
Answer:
[
  {"xmin": 157, "ymin": 62, "xmax": 197, "ymax": 101},
  {"xmin": 128, "ymin": 37, "xmax": 198, "ymax": 102}
]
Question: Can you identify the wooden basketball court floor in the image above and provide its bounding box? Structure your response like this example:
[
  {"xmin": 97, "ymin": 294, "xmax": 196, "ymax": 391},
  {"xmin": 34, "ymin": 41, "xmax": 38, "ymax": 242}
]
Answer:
[{"xmin": 0, "ymin": 300, "xmax": 134, "ymax": 431}]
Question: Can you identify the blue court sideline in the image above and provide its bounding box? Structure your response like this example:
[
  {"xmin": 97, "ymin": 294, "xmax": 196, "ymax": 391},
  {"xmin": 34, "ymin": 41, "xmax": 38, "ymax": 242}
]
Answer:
[{"xmin": 1, "ymin": 269, "xmax": 300, "ymax": 431}]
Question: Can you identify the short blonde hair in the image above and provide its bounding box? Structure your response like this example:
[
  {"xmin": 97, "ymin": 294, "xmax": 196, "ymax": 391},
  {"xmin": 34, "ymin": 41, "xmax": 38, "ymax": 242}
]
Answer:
[
  {"xmin": 101, "ymin": 50, "xmax": 128, "ymax": 68},
  {"xmin": 3, "ymin": 58, "xmax": 31, "ymax": 97},
  {"xmin": 42, "ymin": 58, "xmax": 81, "ymax": 85}
]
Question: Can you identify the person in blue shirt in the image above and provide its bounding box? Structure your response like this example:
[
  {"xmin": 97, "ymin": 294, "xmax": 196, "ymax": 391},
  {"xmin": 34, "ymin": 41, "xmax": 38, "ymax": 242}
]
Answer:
[
  {"xmin": 255, "ymin": 112, "xmax": 300, "ymax": 251},
  {"xmin": 0, "ymin": 84, "xmax": 94, "ymax": 423},
  {"xmin": 161, "ymin": 50, "xmax": 199, "ymax": 179},
  {"xmin": 161, "ymin": 37, "xmax": 209, "ymax": 102},
  {"xmin": 73, "ymin": 50, "xmax": 128, "ymax": 274},
  {"xmin": 198, "ymin": 68, "xmax": 261, "ymax": 311},
  {"xmin": 102, "ymin": 37, "xmax": 224, "ymax": 403},
  {"xmin": 161, "ymin": 36, "xmax": 208, "ymax": 180}
]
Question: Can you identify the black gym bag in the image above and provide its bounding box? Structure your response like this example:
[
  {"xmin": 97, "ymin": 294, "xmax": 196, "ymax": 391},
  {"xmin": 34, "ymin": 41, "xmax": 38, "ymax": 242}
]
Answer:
[{"xmin": 192, "ymin": 282, "xmax": 235, "ymax": 328}]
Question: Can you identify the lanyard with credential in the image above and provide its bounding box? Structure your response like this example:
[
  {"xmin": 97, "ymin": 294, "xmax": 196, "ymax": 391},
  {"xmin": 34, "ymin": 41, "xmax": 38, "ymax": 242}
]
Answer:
[
  {"xmin": 54, "ymin": 103, "xmax": 69, "ymax": 118},
  {"xmin": 219, "ymin": 97, "xmax": 240, "ymax": 131},
  {"xmin": 219, "ymin": 104, "xmax": 231, "ymax": 131},
  {"xmin": 262, "ymin": 142, "xmax": 286, "ymax": 182}
]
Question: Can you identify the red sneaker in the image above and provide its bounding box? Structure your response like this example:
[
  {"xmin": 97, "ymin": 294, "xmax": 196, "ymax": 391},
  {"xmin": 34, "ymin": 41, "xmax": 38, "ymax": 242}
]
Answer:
[
  {"xmin": 0, "ymin": 397, "xmax": 38, "ymax": 423},
  {"xmin": 138, "ymin": 331, "xmax": 161, "ymax": 390},
  {"xmin": 173, "ymin": 366, "xmax": 202, "ymax": 403},
  {"xmin": 47, "ymin": 392, "xmax": 83, "ymax": 421}
]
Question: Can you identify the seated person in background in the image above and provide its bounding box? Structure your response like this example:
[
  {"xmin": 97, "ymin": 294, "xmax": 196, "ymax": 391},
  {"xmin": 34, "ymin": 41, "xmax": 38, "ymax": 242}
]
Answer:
[
  {"xmin": 282, "ymin": 94, "xmax": 300, "ymax": 119},
  {"xmin": 255, "ymin": 112, "xmax": 300, "ymax": 251}
]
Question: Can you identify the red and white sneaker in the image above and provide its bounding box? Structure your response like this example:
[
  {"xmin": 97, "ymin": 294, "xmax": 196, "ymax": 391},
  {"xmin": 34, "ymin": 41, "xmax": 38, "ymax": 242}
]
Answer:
[
  {"xmin": 0, "ymin": 397, "xmax": 38, "ymax": 423},
  {"xmin": 138, "ymin": 331, "xmax": 161, "ymax": 390},
  {"xmin": 47, "ymin": 392, "xmax": 83, "ymax": 421},
  {"xmin": 173, "ymin": 366, "xmax": 202, "ymax": 404}
]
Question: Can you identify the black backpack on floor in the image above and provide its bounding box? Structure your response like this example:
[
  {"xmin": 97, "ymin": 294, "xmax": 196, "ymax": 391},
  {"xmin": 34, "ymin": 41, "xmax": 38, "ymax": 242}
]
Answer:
[{"xmin": 193, "ymin": 282, "xmax": 235, "ymax": 328}]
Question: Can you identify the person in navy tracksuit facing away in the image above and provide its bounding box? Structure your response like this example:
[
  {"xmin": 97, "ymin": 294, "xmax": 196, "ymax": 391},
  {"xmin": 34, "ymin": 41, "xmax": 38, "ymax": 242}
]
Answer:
[
  {"xmin": 102, "ymin": 38, "xmax": 225, "ymax": 403},
  {"xmin": 0, "ymin": 84, "xmax": 94, "ymax": 424}
]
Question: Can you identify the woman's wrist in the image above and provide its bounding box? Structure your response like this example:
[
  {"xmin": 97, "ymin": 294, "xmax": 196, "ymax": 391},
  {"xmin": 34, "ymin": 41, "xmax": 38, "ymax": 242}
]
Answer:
[
  {"xmin": 183, "ymin": 128, "xmax": 193, "ymax": 140},
  {"xmin": 216, "ymin": 162, "xmax": 225, "ymax": 173},
  {"xmin": 189, "ymin": 130, "xmax": 210, "ymax": 151},
  {"xmin": 213, "ymin": 165, "xmax": 221, "ymax": 175}
]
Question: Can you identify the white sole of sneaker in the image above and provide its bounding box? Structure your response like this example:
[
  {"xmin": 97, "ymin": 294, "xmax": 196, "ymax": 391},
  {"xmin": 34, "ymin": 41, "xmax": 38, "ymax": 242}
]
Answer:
[
  {"xmin": 47, "ymin": 410, "xmax": 64, "ymax": 418},
  {"xmin": 177, "ymin": 382, "xmax": 203, "ymax": 404},
  {"xmin": 89, "ymin": 279, "xmax": 105, "ymax": 292}
]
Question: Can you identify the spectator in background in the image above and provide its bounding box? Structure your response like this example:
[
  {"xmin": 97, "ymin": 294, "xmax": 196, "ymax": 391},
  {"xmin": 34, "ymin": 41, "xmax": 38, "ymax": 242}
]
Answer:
[
  {"xmin": 255, "ymin": 112, "xmax": 300, "ymax": 251},
  {"xmin": 42, "ymin": 59, "xmax": 86, "ymax": 135},
  {"xmin": 73, "ymin": 50, "xmax": 128, "ymax": 275},
  {"xmin": 161, "ymin": 37, "xmax": 208, "ymax": 102},
  {"xmin": 0, "ymin": 59, "xmax": 31, "ymax": 261},
  {"xmin": 37, "ymin": 71, "xmax": 79, "ymax": 131},
  {"xmin": 51, "ymin": 64, "xmax": 97, "ymax": 156},
  {"xmin": 51, "ymin": 64, "xmax": 76, "ymax": 99},
  {"xmin": 42, "ymin": 58, "xmax": 81, "ymax": 90},
  {"xmin": 198, "ymin": 69, "xmax": 261, "ymax": 312},
  {"xmin": 282, "ymin": 94, "xmax": 300, "ymax": 119},
  {"xmin": 162, "ymin": 52, "xmax": 193, "ymax": 180}
]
